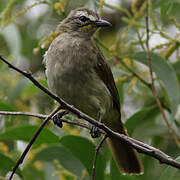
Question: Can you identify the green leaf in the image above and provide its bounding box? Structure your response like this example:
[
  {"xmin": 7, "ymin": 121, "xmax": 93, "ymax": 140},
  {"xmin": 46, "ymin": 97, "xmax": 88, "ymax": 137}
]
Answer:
[
  {"xmin": 0, "ymin": 152, "xmax": 22, "ymax": 177},
  {"xmin": 110, "ymin": 158, "xmax": 135, "ymax": 180},
  {"xmin": 23, "ymin": 164, "xmax": 45, "ymax": 180},
  {"xmin": 166, "ymin": 2, "xmax": 180, "ymax": 17},
  {"xmin": 125, "ymin": 105, "xmax": 159, "ymax": 136},
  {"xmin": 8, "ymin": 79, "xmax": 29, "ymax": 103},
  {"xmin": 0, "ymin": 101, "xmax": 16, "ymax": 111},
  {"xmin": 159, "ymin": 156, "xmax": 180, "ymax": 180},
  {"xmin": 172, "ymin": 60, "xmax": 180, "ymax": 75},
  {"xmin": 160, "ymin": 4, "xmax": 172, "ymax": 19},
  {"xmin": 128, "ymin": 52, "xmax": 180, "ymax": 117},
  {"xmin": 60, "ymin": 135, "xmax": 106, "ymax": 180},
  {"xmin": 110, "ymin": 158, "xmax": 122, "ymax": 180},
  {"xmin": 172, "ymin": 61, "xmax": 180, "ymax": 82},
  {"xmin": 33, "ymin": 144, "xmax": 85, "ymax": 178},
  {"xmin": 154, "ymin": 0, "xmax": 180, "ymax": 7},
  {"xmin": 153, "ymin": 0, "xmax": 180, "ymax": 21},
  {"xmin": 0, "ymin": 125, "xmax": 59, "ymax": 145},
  {"xmin": 21, "ymin": 78, "xmax": 48, "ymax": 99},
  {"xmin": 0, "ymin": 0, "xmax": 11, "ymax": 12}
]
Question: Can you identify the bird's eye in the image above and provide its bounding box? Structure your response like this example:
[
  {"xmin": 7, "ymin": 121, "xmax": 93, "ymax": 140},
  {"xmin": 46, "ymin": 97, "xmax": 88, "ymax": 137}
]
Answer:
[{"xmin": 79, "ymin": 16, "xmax": 89, "ymax": 22}]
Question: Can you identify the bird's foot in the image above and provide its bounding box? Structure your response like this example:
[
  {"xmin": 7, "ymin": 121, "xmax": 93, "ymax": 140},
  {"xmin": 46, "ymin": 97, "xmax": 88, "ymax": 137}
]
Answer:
[
  {"xmin": 90, "ymin": 113, "xmax": 102, "ymax": 138},
  {"xmin": 90, "ymin": 125, "xmax": 101, "ymax": 138},
  {"xmin": 53, "ymin": 111, "xmax": 69, "ymax": 128}
]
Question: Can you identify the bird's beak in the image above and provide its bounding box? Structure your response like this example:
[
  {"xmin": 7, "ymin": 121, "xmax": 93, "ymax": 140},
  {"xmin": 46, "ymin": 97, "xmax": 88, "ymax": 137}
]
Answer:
[{"xmin": 94, "ymin": 19, "xmax": 112, "ymax": 27}]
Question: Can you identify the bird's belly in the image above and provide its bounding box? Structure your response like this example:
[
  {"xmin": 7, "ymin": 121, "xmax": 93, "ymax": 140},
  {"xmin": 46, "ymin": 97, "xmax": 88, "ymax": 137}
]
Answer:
[{"xmin": 48, "ymin": 67, "xmax": 112, "ymax": 120}]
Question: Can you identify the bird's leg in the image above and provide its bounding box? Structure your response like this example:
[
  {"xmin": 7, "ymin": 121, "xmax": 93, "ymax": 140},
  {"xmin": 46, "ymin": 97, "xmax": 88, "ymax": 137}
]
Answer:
[
  {"xmin": 52, "ymin": 111, "xmax": 69, "ymax": 128},
  {"xmin": 90, "ymin": 113, "xmax": 101, "ymax": 138}
]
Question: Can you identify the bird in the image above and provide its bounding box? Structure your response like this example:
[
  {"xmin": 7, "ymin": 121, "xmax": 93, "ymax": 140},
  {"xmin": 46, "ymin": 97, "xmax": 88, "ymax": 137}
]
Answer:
[{"xmin": 44, "ymin": 8, "xmax": 144, "ymax": 175}]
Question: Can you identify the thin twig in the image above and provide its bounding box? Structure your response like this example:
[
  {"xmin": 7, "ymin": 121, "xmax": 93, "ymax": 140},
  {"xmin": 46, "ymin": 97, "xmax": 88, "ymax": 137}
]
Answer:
[
  {"xmin": 0, "ymin": 55, "xmax": 104, "ymax": 131},
  {"xmin": 136, "ymin": 29, "xmax": 146, "ymax": 51},
  {"xmin": 98, "ymin": 0, "xmax": 104, "ymax": 18},
  {"xmin": 104, "ymin": 1, "xmax": 132, "ymax": 18},
  {"xmin": 8, "ymin": 106, "xmax": 62, "ymax": 180},
  {"xmin": 119, "ymin": 59, "xmax": 151, "ymax": 89},
  {"xmin": 145, "ymin": 0, "xmax": 180, "ymax": 148},
  {"xmin": 0, "ymin": 111, "xmax": 47, "ymax": 119},
  {"xmin": 0, "ymin": 111, "xmax": 91, "ymax": 130},
  {"xmin": 1, "ymin": 108, "xmax": 179, "ymax": 169},
  {"xmin": 0, "ymin": 56, "xmax": 180, "ymax": 171},
  {"xmin": 92, "ymin": 135, "xmax": 107, "ymax": 180},
  {"xmin": 101, "ymin": 127, "xmax": 180, "ymax": 169}
]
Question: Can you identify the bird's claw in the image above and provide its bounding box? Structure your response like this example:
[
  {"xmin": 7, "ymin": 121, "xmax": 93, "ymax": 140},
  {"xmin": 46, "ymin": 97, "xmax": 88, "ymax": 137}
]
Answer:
[
  {"xmin": 53, "ymin": 111, "xmax": 69, "ymax": 128},
  {"xmin": 90, "ymin": 125, "xmax": 101, "ymax": 138}
]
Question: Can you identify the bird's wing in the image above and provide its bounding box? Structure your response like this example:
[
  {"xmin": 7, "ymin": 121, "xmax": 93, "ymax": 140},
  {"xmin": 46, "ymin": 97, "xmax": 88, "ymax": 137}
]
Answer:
[{"xmin": 94, "ymin": 47, "xmax": 121, "ymax": 112}]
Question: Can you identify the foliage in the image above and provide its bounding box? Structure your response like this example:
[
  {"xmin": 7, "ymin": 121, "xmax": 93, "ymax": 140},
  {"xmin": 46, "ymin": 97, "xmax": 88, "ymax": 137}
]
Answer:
[{"xmin": 0, "ymin": 0, "xmax": 180, "ymax": 179}]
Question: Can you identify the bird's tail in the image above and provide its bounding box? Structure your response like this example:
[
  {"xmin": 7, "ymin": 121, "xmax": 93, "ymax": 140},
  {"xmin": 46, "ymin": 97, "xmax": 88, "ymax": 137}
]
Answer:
[{"xmin": 107, "ymin": 125, "xmax": 144, "ymax": 174}]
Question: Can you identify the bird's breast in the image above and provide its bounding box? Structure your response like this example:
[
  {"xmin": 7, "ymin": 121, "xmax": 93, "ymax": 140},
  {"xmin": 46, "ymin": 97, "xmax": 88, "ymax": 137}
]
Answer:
[{"xmin": 45, "ymin": 35, "xmax": 112, "ymax": 120}]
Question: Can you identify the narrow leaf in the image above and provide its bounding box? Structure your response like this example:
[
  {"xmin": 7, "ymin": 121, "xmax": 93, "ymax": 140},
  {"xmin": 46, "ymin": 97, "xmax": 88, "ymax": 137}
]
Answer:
[
  {"xmin": 110, "ymin": 158, "xmax": 134, "ymax": 180},
  {"xmin": 0, "ymin": 101, "xmax": 16, "ymax": 111},
  {"xmin": 159, "ymin": 156, "xmax": 180, "ymax": 180},
  {"xmin": 0, "ymin": 125, "xmax": 59, "ymax": 145},
  {"xmin": 60, "ymin": 135, "xmax": 106, "ymax": 180},
  {"xmin": 128, "ymin": 52, "xmax": 180, "ymax": 117},
  {"xmin": 125, "ymin": 105, "xmax": 159, "ymax": 136},
  {"xmin": 0, "ymin": 152, "xmax": 22, "ymax": 177},
  {"xmin": 33, "ymin": 144, "xmax": 85, "ymax": 178}
]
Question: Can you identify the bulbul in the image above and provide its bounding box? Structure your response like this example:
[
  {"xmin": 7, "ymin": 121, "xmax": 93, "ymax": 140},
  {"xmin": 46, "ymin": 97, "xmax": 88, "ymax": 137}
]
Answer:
[{"xmin": 44, "ymin": 8, "xmax": 144, "ymax": 174}]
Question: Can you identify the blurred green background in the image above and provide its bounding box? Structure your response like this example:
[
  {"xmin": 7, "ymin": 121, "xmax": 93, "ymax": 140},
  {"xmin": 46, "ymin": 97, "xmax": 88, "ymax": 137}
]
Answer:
[{"xmin": 0, "ymin": 0, "xmax": 180, "ymax": 179}]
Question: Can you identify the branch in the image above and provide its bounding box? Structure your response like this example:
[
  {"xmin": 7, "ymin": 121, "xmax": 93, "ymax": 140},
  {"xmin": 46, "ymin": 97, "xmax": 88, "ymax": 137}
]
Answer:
[
  {"xmin": 8, "ymin": 106, "xmax": 62, "ymax": 180},
  {"xmin": 145, "ymin": 0, "xmax": 180, "ymax": 148},
  {"xmin": 92, "ymin": 135, "xmax": 107, "ymax": 180},
  {"xmin": 0, "ymin": 56, "xmax": 180, "ymax": 175},
  {"xmin": 0, "ymin": 111, "xmax": 91, "ymax": 130},
  {"xmin": 0, "ymin": 56, "xmax": 101, "ymax": 124},
  {"xmin": 1, "ymin": 108, "xmax": 180, "ymax": 170},
  {"xmin": 98, "ymin": 126, "xmax": 180, "ymax": 169}
]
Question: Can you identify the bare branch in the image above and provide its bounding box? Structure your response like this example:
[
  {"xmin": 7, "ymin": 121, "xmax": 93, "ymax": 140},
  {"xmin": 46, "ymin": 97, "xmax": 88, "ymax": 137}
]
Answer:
[
  {"xmin": 8, "ymin": 106, "xmax": 62, "ymax": 180},
  {"xmin": 0, "ymin": 111, "xmax": 91, "ymax": 130},
  {"xmin": 0, "ymin": 55, "xmax": 180, "ymax": 177},
  {"xmin": 92, "ymin": 135, "xmax": 107, "ymax": 180},
  {"xmin": 1, "ymin": 108, "xmax": 180, "ymax": 169},
  {"xmin": 0, "ymin": 56, "xmax": 101, "ymax": 125}
]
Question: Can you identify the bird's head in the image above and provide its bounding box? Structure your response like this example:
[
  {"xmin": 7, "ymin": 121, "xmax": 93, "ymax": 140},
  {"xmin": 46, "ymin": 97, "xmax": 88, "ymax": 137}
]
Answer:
[{"xmin": 57, "ymin": 8, "xmax": 111, "ymax": 38}]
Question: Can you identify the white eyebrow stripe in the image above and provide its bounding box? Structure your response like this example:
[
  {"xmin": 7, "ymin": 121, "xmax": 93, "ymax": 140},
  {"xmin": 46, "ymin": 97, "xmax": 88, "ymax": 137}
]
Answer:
[
  {"xmin": 75, "ymin": 11, "xmax": 98, "ymax": 22},
  {"xmin": 75, "ymin": 11, "xmax": 88, "ymax": 17},
  {"xmin": 89, "ymin": 15, "xmax": 97, "ymax": 21}
]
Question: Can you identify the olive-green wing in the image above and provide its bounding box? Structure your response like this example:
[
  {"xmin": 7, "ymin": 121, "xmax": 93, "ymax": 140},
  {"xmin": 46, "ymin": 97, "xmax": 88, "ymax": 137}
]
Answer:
[{"xmin": 94, "ymin": 50, "xmax": 120, "ymax": 112}]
